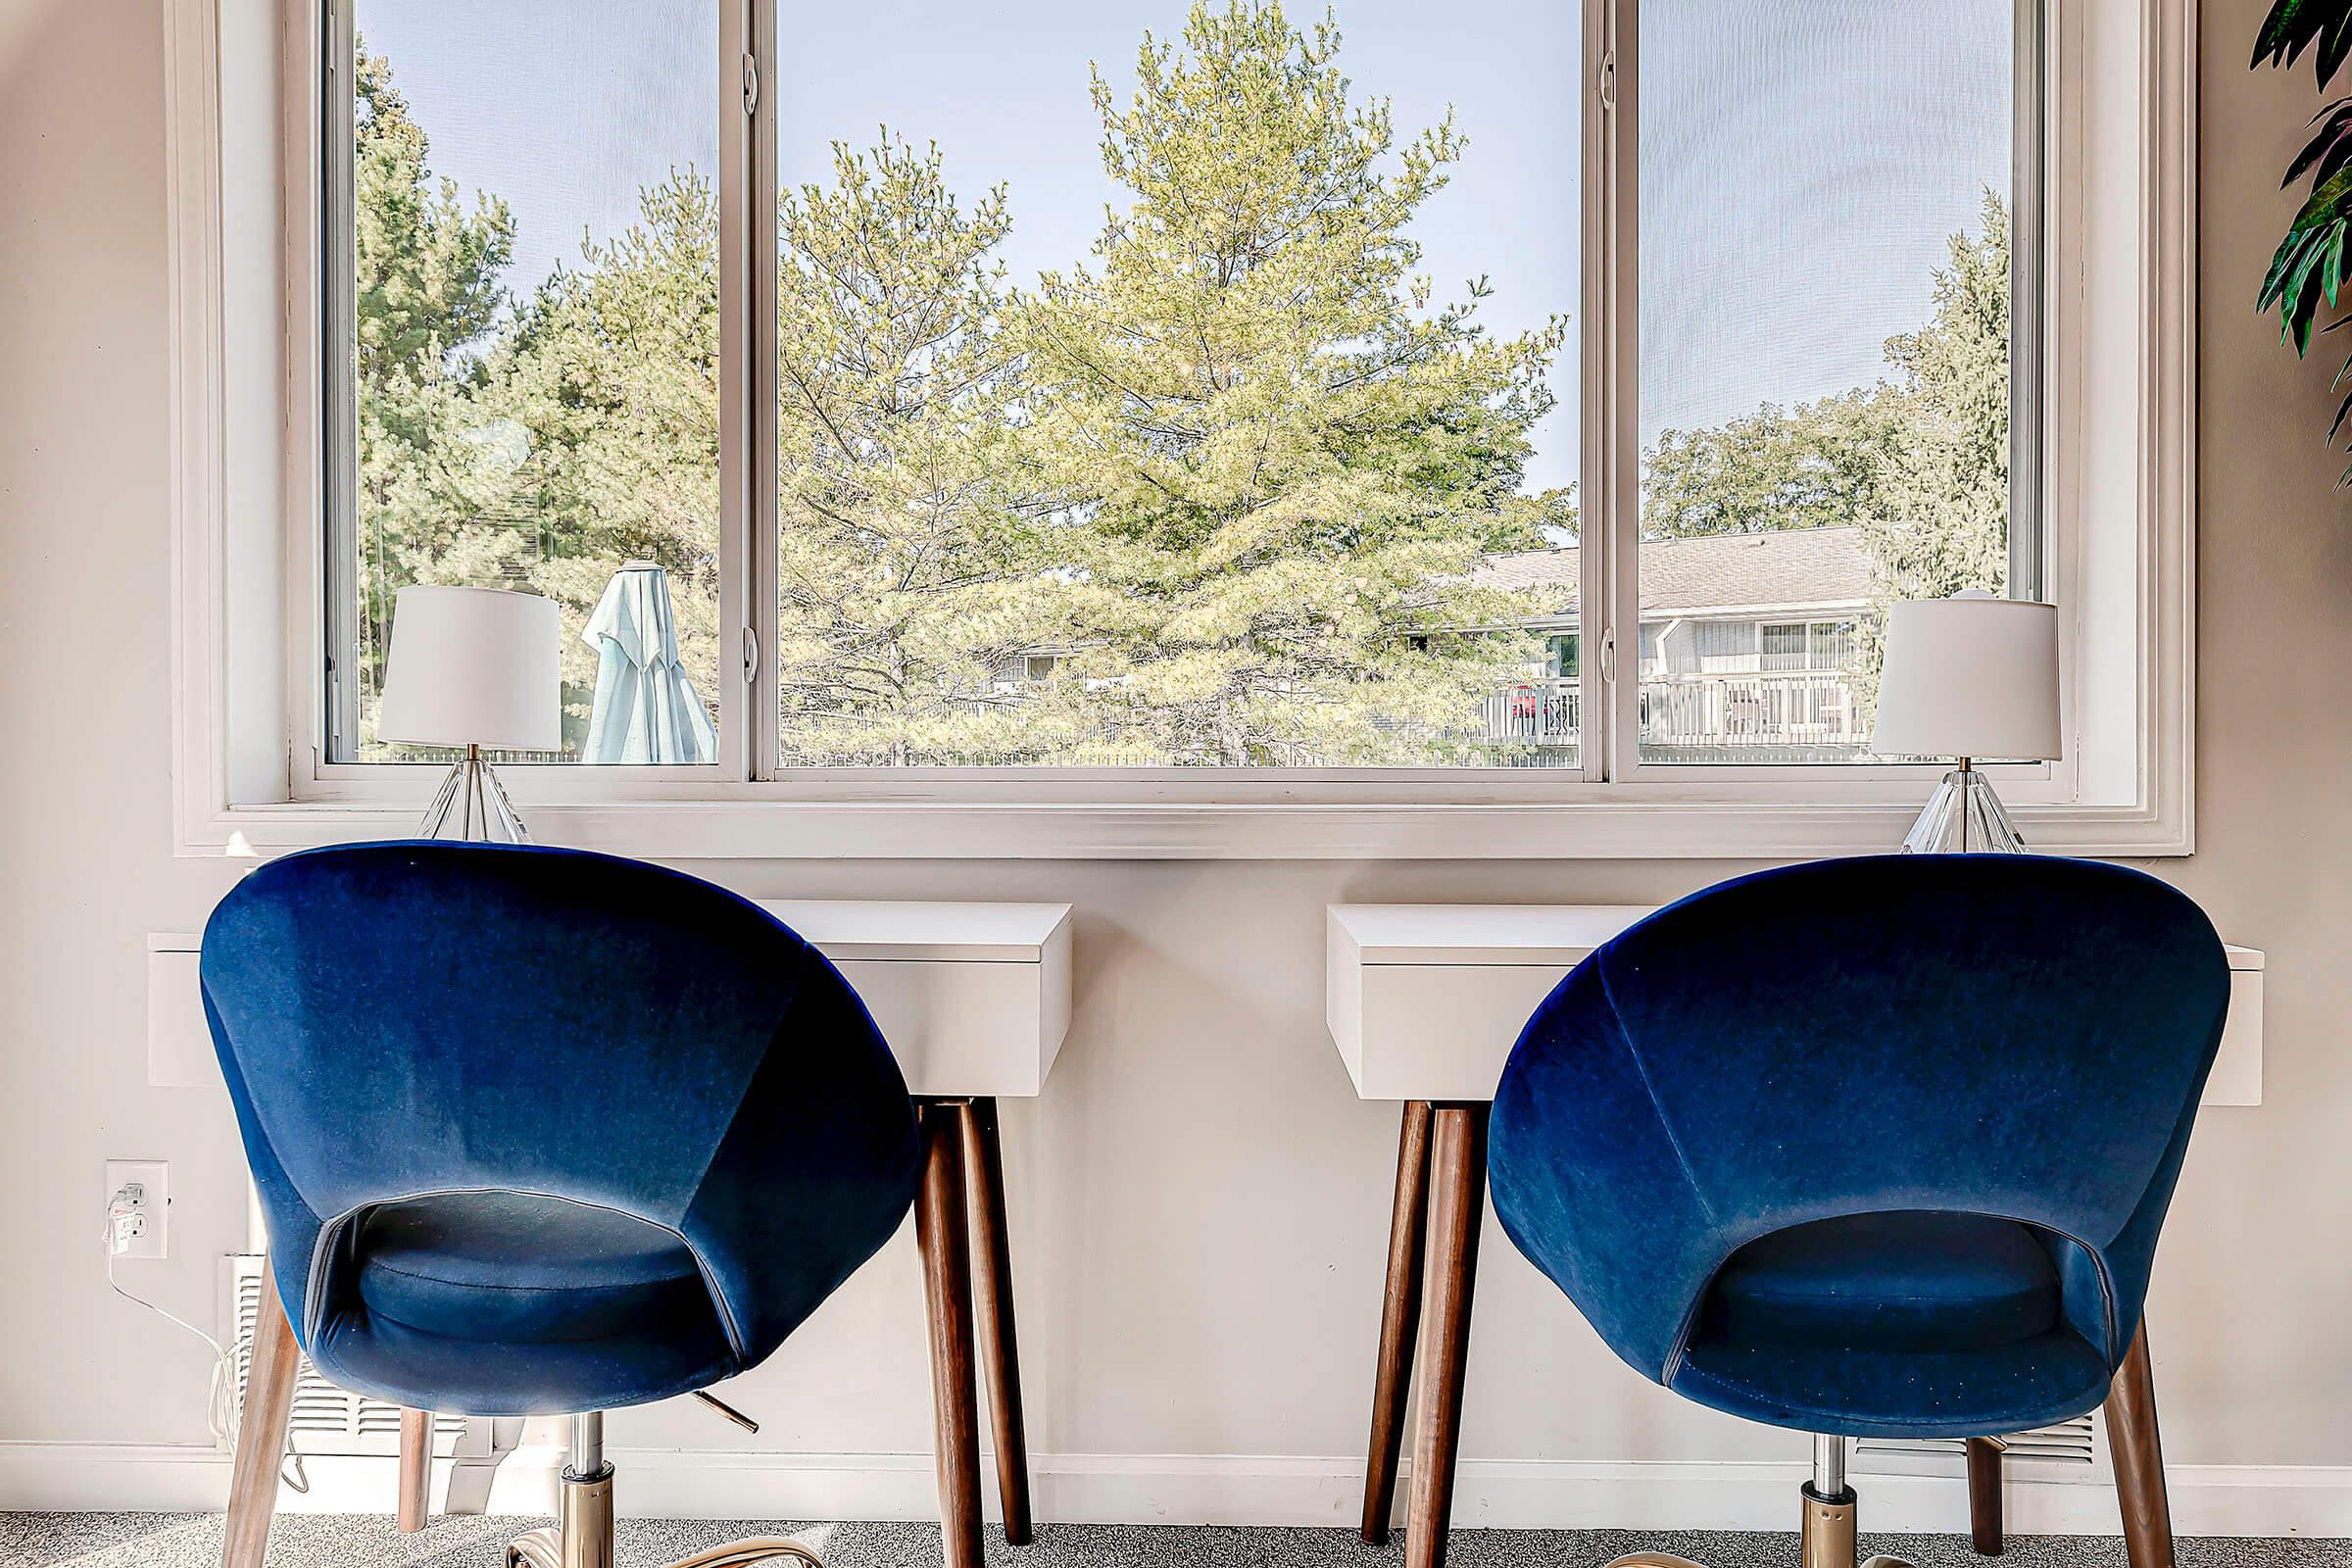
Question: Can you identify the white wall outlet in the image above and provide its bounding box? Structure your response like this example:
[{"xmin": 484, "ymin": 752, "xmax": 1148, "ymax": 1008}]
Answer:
[{"xmin": 104, "ymin": 1159, "xmax": 169, "ymax": 1260}]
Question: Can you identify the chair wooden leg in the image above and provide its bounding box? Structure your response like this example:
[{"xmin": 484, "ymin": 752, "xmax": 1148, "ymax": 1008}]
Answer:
[
  {"xmin": 397, "ymin": 1407, "xmax": 432, "ymax": 1532},
  {"xmin": 915, "ymin": 1102, "xmax": 985, "ymax": 1568},
  {"xmin": 1404, "ymin": 1104, "xmax": 1489, "ymax": 1568},
  {"xmin": 221, "ymin": 1266, "xmax": 299, "ymax": 1568},
  {"xmin": 1965, "ymin": 1437, "xmax": 2004, "ymax": 1555},
  {"xmin": 2105, "ymin": 1324, "xmax": 2176, "ymax": 1568},
  {"xmin": 958, "ymin": 1097, "xmax": 1034, "ymax": 1546},
  {"xmin": 1362, "ymin": 1100, "xmax": 1435, "ymax": 1545}
]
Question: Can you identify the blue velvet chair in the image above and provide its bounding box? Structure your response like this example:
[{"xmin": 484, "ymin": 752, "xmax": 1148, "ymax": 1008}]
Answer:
[
  {"xmin": 202, "ymin": 841, "xmax": 922, "ymax": 1568},
  {"xmin": 1489, "ymin": 856, "xmax": 2230, "ymax": 1568}
]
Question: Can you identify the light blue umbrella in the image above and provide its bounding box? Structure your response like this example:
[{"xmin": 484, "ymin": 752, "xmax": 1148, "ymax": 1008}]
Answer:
[{"xmin": 580, "ymin": 563, "xmax": 719, "ymax": 764}]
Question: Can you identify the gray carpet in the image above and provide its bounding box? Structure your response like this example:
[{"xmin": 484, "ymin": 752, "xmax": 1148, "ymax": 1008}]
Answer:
[{"xmin": 5, "ymin": 1515, "xmax": 2350, "ymax": 1568}]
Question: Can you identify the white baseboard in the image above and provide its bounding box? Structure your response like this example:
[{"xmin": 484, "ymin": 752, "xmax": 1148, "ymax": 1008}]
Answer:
[{"xmin": 4, "ymin": 1442, "xmax": 2349, "ymax": 1539}]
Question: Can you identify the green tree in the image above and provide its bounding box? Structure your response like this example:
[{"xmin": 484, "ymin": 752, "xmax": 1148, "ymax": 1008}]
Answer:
[
  {"xmin": 1851, "ymin": 193, "xmax": 2013, "ymax": 710},
  {"xmin": 1642, "ymin": 391, "xmax": 1898, "ymax": 539},
  {"xmin": 771, "ymin": 137, "xmax": 1094, "ymax": 764},
  {"xmin": 349, "ymin": 44, "xmax": 518, "ymax": 737},
  {"xmin": 479, "ymin": 171, "xmax": 726, "ymax": 729},
  {"xmin": 1622, "ymin": 195, "xmax": 2011, "ymax": 715},
  {"xmin": 1014, "ymin": 0, "xmax": 1565, "ymax": 764}
]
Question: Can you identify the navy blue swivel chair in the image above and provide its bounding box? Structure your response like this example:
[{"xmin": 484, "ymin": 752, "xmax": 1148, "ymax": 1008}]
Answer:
[
  {"xmin": 203, "ymin": 842, "xmax": 922, "ymax": 1568},
  {"xmin": 1490, "ymin": 857, "xmax": 2229, "ymax": 1568}
]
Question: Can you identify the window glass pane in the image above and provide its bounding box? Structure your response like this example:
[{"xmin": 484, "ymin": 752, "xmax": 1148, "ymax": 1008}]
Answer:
[
  {"xmin": 1637, "ymin": 0, "xmax": 2016, "ymax": 763},
  {"xmin": 338, "ymin": 2, "xmax": 721, "ymax": 762},
  {"xmin": 1811, "ymin": 620, "xmax": 1852, "ymax": 672},
  {"xmin": 1759, "ymin": 623, "xmax": 1806, "ymax": 672},
  {"xmin": 774, "ymin": 0, "xmax": 1579, "ymax": 767}
]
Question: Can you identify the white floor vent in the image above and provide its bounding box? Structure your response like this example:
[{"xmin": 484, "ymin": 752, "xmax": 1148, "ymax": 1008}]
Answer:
[
  {"xmin": 1855, "ymin": 1415, "xmax": 2101, "ymax": 1482},
  {"xmin": 222, "ymin": 1253, "xmax": 468, "ymax": 1459}
]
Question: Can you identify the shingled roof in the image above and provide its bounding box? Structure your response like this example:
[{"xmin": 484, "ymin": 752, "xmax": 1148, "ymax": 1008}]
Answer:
[{"xmin": 1472, "ymin": 525, "xmax": 1876, "ymax": 619}]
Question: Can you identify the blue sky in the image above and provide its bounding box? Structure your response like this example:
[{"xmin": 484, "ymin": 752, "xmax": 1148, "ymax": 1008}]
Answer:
[{"xmin": 356, "ymin": 0, "xmax": 2009, "ymax": 498}]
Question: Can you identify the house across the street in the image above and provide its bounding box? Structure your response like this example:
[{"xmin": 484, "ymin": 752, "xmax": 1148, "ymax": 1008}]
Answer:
[{"xmin": 1470, "ymin": 524, "xmax": 1876, "ymax": 763}]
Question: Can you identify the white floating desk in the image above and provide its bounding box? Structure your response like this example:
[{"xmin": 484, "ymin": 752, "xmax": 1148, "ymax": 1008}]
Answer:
[
  {"xmin": 153, "ymin": 901, "xmax": 1073, "ymax": 1100},
  {"xmin": 756, "ymin": 900, "xmax": 1073, "ymax": 1100},
  {"xmin": 1326, "ymin": 903, "xmax": 2264, "ymax": 1107}
]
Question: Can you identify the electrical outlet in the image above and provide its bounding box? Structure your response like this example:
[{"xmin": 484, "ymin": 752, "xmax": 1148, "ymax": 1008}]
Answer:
[{"xmin": 104, "ymin": 1159, "xmax": 169, "ymax": 1260}]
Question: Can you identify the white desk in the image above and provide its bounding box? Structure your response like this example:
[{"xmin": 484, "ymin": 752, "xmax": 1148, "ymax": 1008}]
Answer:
[
  {"xmin": 753, "ymin": 899, "xmax": 1068, "ymax": 1565},
  {"xmin": 756, "ymin": 900, "xmax": 1072, "ymax": 1100},
  {"xmin": 150, "ymin": 900, "xmax": 1075, "ymax": 1100},
  {"xmin": 1327, "ymin": 903, "xmax": 2264, "ymax": 1107}
]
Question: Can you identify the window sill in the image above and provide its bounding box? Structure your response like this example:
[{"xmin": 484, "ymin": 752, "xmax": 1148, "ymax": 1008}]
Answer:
[{"xmin": 180, "ymin": 795, "xmax": 2190, "ymax": 861}]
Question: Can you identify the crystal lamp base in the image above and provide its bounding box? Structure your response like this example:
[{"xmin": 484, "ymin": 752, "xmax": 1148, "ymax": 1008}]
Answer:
[
  {"xmin": 417, "ymin": 744, "xmax": 532, "ymax": 844},
  {"xmin": 1900, "ymin": 765, "xmax": 2027, "ymax": 855}
]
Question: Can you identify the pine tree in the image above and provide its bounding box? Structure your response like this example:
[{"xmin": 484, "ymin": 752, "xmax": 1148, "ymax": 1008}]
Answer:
[
  {"xmin": 1852, "ymin": 193, "xmax": 2013, "ymax": 712},
  {"xmin": 479, "ymin": 170, "xmax": 726, "ymax": 729},
  {"xmin": 349, "ymin": 45, "xmax": 518, "ymax": 740},
  {"xmin": 771, "ymin": 138, "xmax": 1094, "ymax": 764},
  {"xmin": 1014, "ymin": 0, "xmax": 1566, "ymax": 764}
]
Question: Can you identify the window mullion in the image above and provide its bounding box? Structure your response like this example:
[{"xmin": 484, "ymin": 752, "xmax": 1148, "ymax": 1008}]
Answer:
[
  {"xmin": 2010, "ymin": 0, "xmax": 2050, "ymax": 603},
  {"xmin": 717, "ymin": 0, "xmax": 769, "ymax": 784},
  {"xmin": 747, "ymin": 0, "xmax": 781, "ymax": 779},
  {"xmin": 1586, "ymin": 0, "xmax": 1640, "ymax": 783},
  {"xmin": 319, "ymin": 0, "xmax": 358, "ymax": 766}
]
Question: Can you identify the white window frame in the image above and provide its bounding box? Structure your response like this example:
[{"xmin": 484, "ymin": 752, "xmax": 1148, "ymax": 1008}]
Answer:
[{"xmin": 167, "ymin": 0, "xmax": 2193, "ymax": 859}]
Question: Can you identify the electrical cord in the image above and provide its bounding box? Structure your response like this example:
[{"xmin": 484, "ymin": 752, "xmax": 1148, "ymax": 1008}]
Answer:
[
  {"xmin": 103, "ymin": 1192, "xmax": 312, "ymax": 1489},
  {"xmin": 102, "ymin": 1197, "xmax": 236, "ymax": 1446}
]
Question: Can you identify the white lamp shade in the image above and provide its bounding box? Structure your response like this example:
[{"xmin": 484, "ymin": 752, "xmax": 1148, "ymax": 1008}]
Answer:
[
  {"xmin": 1870, "ymin": 593, "xmax": 2062, "ymax": 761},
  {"xmin": 376, "ymin": 586, "xmax": 561, "ymax": 750}
]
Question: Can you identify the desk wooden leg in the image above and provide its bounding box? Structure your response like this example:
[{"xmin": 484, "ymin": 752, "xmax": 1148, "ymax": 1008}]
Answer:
[
  {"xmin": 959, "ymin": 1097, "xmax": 1034, "ymax": 1546},
  {"xmin": 2105, "ymin": 1325, "xmax": 2176, "ymax": 1568},
  {"xmin": 1362, "ymin": 1100, "xmax": 1435, "ymax": 1544},
  {"xmin": 221, "ymin": 1264, "xmax": 298, "ymax": 1568},
  {"xmin": 1965, "ymin": 1437, "xmax": 2003, "ymax": 1555},
  {"xmin": 397, "ymin": 1407, "xmax": 432, "ymax": 1532},
  {"xmin": 1405, "ymin": 1104, "xmax": 1488, "ymax": 1568},
  {"xmin": 916, "ymin": 1102, "xmax": 985, "ymax": 1568}
]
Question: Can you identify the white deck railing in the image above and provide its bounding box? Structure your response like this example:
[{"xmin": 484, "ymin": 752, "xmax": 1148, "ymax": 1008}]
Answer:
[{"xmin": 1482, "ymin": 671, "xmax": 1864, "ymax": 755}]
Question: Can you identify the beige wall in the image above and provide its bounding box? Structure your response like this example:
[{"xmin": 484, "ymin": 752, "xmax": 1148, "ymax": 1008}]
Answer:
[{"xmin": 3, "ymin": 0, "xmax": 2351, "ymax": 1503}]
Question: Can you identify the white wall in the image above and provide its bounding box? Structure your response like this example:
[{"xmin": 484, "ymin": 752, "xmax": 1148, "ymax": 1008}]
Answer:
[{"xmin": 4, "ymin": 0, "xmax": 2352, "ymax": 1532}]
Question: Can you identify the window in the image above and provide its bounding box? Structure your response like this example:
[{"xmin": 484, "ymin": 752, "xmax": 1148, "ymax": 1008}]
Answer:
[
  {"xmin": 1632, "ymin": 0, "xmax": 2035, "ymax": 766},
  {"xmin": 172, "ymin": 0, "xmax": 2194, "ymax": 855},
  {"xmin": 1757, "ymin": 622, "xmax": 1855, "ymax": 674},
  {"xmin": 291, "ymin": 0, "xmax": 2125, "ymax": 825},
  {"xmin": 324, "ymin": 0, "xmax": 723, "ymax": 765}
]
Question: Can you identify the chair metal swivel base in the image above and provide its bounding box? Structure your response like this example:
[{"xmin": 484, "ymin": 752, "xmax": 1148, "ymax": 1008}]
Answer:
[
  {"xmin": 507, "ymin": 1414, "xmax": 822, "ymax": 1568},
  {"xmin": 1602, "ymin": 1438, "xmax": 1914, "ymax": 1568}
]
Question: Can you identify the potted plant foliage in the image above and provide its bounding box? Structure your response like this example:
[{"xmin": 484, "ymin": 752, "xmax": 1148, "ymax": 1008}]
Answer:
[{"xmin": 2257, "ymin": 0, "xmax": 2352, "ymax": 474}]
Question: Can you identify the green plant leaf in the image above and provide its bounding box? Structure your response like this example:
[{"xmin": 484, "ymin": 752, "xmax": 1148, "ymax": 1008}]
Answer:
[
  {"xmin": 2255, "ymin": 0, "xmax": 2352, "ymax": 88},
  {"xmin": 2326, "ymin": 377, "xmax": 2352, "ymax": 441},
  {"xmin": 2260, "ymin": 223, "xmax": 2328, "ymax": 314},
  {"xmin": 2285, "ymin": 99, "xmax": 2352, "ymax": 184},
  {"xmin": 2289, "ymin": 239, "xmax": 2337, "ymax": 350}
]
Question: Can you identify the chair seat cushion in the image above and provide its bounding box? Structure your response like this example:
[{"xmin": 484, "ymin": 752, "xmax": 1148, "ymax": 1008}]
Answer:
[
  {"xmin": 1697, "ymin": 1211, "xmax": 2061, "ymax": 1355},
  {"xmin": 1672, "ymin": 1211, "xmax": 2104, "ymax": 1441},
  {"xmin": 353, "ymin": 1191, "xmax": 717, "ymax": 1345},
  {"xmin": 1672, "ymin": 1328, "xmax": 2114, "ymax": 1441},
  {"xmin": 304, "ymin": 1189, "xmax": 741, "ymax": 1415}
]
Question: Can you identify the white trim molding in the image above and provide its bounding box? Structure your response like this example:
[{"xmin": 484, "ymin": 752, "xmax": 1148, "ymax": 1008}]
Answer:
[
  {"xmin": 5, "ymin": 1443, "xmax": 2350, "ymax": 1540},
  {"xmin": 166, "ymin": 0, "xmax": 230, "ymax": 858},
  {"xmin": 166, "ymin": 0, "xmax": 2198, "ymax": 860}
]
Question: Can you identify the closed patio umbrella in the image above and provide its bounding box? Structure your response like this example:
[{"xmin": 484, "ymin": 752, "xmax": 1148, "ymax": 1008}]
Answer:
[{"xmin": 580, "ymin": 562, "xmax": 719, "ymax": 764}]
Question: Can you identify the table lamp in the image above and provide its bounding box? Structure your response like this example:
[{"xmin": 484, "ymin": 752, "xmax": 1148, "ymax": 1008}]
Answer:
[
  {"xmin": 1869, "ymin": 590, "xmax": 2061, "ymax": 855},
  {"xmin": 376, "ymin": 585, "xmax": 561, "ymax": 843}
]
